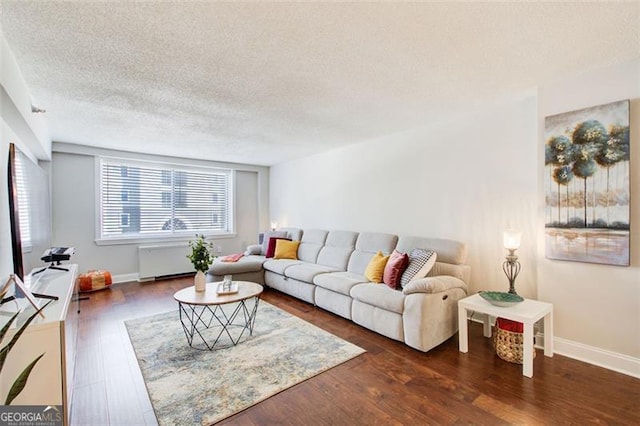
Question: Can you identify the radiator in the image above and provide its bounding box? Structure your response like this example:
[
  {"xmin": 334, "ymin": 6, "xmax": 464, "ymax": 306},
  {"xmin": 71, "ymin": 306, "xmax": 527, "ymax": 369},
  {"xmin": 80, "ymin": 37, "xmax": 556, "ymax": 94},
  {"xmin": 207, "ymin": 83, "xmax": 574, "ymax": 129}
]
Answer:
[{"xmin": 138, "ymin": 243, "xmax": 193, "ymax": 280}]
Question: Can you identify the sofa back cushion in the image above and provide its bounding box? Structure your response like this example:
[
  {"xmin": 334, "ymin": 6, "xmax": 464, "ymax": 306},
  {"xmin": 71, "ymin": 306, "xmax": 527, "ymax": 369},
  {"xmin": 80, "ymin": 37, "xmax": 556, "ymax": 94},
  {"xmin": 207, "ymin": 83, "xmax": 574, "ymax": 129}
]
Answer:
[
  {"xmin": 395, "ymin": 236, "xmax": 467, "ymax": 265},
  {"xmin": 316, "ymin": 230, "xmax": 358, "ymax": 270},
  {"xmin": 297, "ymin": 229, "xmax": 329, "ymax": 263},
  {"xmin": 395, "ymin": 236, "xmax": 469, "ymax": 283},
  {"xmin": 347, "ymin": 232, "xmax": 399, "ymax": 275},
  {"xmin": 279, "ymin": 227, "xmax": 303, "ymax": 241}
]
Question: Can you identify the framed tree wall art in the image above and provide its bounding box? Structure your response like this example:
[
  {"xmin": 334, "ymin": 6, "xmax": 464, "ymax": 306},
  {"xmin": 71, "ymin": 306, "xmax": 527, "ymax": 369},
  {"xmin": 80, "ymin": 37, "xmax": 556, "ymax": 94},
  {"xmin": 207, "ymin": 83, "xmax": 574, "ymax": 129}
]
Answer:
[{"xmin": 544, "ymin": 100, "xmax": 630, "ymax": 266}]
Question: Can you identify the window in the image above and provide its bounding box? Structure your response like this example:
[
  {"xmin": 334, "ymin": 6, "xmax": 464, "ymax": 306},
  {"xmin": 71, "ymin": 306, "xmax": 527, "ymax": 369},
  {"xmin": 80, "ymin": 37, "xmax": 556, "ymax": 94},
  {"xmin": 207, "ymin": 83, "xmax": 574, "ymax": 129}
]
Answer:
[
  {"xmin": 13, "ymin": 151, "xmax": 32, "ymax": 251},
  {"xmin": 98, "ymin": 157, "xmax": 233, "ymax": 241},
  {"xmin": 175, "ymin": 190, "xmax": 187, "ymax": 208},
  {"xmin": 121, "ymin": 213, "xmax": 130, "ymax": 227},
  {"xmin": 175, "ymin": 171, "xmax": 187, "ymax": 187},
  {"xmin": 161, "ymin": 191, "xmax": 171, "ymax": 208},
  {"xmin": 161, "ymin": 170, "xmax": 171, "ymax": 186}
]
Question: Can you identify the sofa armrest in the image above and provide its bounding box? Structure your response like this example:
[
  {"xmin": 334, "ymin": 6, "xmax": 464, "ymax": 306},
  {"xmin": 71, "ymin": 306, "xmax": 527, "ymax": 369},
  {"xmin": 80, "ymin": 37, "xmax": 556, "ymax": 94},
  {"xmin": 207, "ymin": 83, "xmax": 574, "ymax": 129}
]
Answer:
[
  {"xmin": 244, "ymin": 244, "xmax": 263, "ymax": 256},
  {"xmin": 402, "ymin": 276, "xmax": 468, "ymax": 295}
]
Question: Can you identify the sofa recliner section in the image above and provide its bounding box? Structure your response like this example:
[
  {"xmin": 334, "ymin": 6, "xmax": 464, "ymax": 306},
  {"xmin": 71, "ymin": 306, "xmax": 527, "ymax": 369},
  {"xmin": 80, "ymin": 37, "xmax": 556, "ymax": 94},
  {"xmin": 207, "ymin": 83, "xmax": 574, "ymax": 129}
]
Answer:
[
  {"xmin": 311, "ymin": 232, "xmax": 397, "ymax": 320},
  {"xmin": 208, "ymin": 227, "xmax": 470, "ymax": 352}
]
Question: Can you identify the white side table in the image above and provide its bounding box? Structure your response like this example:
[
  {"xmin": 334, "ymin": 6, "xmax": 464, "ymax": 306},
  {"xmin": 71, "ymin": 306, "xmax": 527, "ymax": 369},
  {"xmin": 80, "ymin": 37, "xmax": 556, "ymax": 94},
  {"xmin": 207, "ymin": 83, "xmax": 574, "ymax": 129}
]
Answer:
[{"xmin": 458, "ymin": 293, "xmax": 553, "ymax": 378}]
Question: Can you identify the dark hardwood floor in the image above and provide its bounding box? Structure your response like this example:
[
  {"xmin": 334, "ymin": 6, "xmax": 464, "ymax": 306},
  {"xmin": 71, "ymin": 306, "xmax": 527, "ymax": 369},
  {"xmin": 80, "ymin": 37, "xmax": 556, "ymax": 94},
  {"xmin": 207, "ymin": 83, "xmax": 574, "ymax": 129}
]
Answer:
[{"xmin": 71, "ymin": 277, "xmax": 640, "ymax": 425}]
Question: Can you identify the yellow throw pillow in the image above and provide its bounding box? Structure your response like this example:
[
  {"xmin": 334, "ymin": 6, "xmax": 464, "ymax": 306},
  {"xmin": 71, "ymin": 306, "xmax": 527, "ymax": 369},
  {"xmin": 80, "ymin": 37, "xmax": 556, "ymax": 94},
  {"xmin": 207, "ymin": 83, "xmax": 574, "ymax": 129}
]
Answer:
[
  {"xmin": 364, "ymin": 251, "xmax": 390, "ymax": 283},
  {"xmin": 274, "ymin": 240, "xmax": 300, "ymax": 260}
]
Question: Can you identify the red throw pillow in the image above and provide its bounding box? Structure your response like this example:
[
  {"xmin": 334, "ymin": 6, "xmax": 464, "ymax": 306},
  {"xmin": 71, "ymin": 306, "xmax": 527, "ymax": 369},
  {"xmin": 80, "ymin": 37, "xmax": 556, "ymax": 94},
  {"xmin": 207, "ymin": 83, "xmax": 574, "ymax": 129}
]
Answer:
[
  {"xmin": 383, "ymin": 250, "xmax": 409, "ymax": 289},
  {"xmin": 265, "ymin": 237, "xmax": 291, "ymax": 258}
]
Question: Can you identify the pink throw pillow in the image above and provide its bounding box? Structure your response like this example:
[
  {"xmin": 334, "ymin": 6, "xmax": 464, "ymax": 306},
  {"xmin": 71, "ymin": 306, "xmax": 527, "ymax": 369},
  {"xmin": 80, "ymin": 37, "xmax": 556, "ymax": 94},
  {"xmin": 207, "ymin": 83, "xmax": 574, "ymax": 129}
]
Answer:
[
  {"xmin": 383, "ymin": 250, "xmax": 409, "ymax": 289},
  {"xmin": 265, "ymin": 237, "xmax": 291, "ymax": 258}
]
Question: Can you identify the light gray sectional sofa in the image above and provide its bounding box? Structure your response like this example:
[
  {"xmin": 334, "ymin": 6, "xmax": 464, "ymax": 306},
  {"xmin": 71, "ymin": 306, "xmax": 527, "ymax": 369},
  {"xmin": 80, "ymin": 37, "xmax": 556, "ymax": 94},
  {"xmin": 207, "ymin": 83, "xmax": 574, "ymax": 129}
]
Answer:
[{"xmin": 209, "ymin": 228, "xmax": 470, "ymax": 352}]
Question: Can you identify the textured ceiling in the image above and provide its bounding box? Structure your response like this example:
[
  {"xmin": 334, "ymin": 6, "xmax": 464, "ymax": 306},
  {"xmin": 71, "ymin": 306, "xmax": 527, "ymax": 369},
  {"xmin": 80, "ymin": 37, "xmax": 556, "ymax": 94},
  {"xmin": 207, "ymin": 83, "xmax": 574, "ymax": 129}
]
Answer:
[{"xmin": 1, "ymin": 2, "xmax": 638, "ymax": 166}]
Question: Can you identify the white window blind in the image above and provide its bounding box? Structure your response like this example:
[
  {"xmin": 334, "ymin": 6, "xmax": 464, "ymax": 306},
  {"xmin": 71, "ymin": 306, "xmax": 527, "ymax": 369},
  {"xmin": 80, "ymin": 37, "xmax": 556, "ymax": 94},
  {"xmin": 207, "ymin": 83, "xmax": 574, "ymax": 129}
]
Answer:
[
  {"xmin": 98, "ymin": 158, "xmax": 233, "ymax": 240},
  {"xmin": 14, "ymin": 150, "xmax": 32, "ymax": 251}
]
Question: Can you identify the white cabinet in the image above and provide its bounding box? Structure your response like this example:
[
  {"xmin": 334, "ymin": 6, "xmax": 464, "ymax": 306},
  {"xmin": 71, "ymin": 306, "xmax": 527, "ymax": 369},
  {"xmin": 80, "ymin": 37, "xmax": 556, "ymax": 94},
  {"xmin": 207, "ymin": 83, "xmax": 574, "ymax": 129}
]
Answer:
[{"xmin": 0, "ymin": 264, "xmax": 78, "ymax": 425}]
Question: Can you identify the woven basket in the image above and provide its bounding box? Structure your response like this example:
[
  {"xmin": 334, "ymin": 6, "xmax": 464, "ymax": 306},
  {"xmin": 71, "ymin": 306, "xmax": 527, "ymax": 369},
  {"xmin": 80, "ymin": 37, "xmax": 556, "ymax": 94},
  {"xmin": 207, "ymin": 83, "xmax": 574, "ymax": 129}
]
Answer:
[{"xmin": 493, "ymin": 326, "xmax": 536, "ymax": 364}]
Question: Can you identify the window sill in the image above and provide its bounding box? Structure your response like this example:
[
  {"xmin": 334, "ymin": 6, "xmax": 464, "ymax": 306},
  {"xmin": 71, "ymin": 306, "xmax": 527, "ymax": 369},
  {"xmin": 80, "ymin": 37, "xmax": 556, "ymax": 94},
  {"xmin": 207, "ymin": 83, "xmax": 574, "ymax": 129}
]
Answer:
[{"xmin": 95, "ymin": 233, "xmax": 237, "ymax": 246}]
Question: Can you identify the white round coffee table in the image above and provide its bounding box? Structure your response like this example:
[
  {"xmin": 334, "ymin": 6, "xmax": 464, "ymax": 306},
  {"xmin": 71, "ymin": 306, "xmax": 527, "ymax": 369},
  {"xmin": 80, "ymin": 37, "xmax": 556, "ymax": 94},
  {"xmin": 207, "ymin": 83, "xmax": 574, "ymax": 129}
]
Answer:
[{"xmin": 174, "ymin": 281, "xmax": 263, "ymax": 350}]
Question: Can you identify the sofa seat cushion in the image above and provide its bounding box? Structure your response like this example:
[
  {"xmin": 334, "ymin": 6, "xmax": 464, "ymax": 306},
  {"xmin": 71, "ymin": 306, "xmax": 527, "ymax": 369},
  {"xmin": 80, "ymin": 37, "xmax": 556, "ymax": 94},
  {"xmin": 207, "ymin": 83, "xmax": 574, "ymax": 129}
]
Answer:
[
  {"xmin": 209, "ymin": 255, "xmax": 265, "ymax": 275},
  {"xmin": 313, "ymin": 271, "xmax": 369, "ymax": 296},
  {"xmin": 262, "ymin": 259, "xmax": 301, "ymax": 275},
  {"xmin": 285, "ymin": 263, "xmax": 339, "ymax": 283},
  {"xmin": 350, "ymin": 283, "xmax": 405, "ymax": 314}
]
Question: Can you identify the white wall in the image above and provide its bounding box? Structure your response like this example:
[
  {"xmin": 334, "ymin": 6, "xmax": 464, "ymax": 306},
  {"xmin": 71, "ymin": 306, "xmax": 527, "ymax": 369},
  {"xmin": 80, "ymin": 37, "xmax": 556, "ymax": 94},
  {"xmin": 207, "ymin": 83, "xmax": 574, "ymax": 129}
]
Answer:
[
  {"xmin": 1, "ymin": 34, "xmax": 50, "ymax": 160},
  {"xmin": 1, "ymin": 33, "xmax": 51, "ymax": 282},
  {"xmin": 271, "ymin": 60, "xmax": 640, "ymax": 376},
  {"xmin": 537, "ymin": 60, "xmax": 640, "ymax": 373},
  {"xmin": 271, "ymin": 94, "xmax": 539, "ymax": 297},
  {"xmin": 51, "ymin": 144, "xmax": 270, "ymax": 281}
]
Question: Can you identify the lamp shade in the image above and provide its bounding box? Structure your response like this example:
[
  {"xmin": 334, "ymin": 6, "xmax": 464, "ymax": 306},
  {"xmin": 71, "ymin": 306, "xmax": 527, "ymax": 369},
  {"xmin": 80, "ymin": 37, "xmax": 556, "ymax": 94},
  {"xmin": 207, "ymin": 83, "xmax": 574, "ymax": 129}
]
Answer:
[
  {"xmin": 503, "ymin": 230, "xmax": 522, "ymax": 250},
  {"xmin": 270, "ymin": 221, "xmax": 278, "ymax": 230}
]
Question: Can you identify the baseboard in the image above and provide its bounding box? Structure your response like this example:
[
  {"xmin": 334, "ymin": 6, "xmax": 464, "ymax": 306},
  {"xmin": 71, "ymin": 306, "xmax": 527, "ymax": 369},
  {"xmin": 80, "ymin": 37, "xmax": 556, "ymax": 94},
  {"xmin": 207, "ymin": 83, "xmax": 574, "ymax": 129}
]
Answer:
[
  {"xmin": 111, "ymin": 273, "xmax": 140, "ymax": 284},
  {"xmin": 547, "ymin": 334, "xmax": 640, "ymax": 379},
  {"xmin": 470, "ymin": 315, "xmax": 639, "ymax": 378},
  {"xmin": 111, "ymin": 273, "xmax": 190, "ymax": 284}
]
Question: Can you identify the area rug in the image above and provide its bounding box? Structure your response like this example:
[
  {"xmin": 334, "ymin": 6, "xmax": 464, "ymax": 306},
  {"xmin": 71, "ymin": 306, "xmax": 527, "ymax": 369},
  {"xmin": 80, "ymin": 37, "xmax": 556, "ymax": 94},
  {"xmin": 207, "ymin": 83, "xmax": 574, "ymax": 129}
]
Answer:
[{"xmin": 125, "ymin": 301, "xmax": 365, "ymax": 425}]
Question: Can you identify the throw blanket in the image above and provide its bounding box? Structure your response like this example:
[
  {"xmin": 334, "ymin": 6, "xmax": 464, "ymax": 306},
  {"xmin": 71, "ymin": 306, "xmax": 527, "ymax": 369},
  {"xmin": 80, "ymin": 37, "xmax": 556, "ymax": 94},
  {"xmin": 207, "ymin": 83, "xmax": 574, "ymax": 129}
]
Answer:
[{"xmin": 221, "ymin": 253, "xmax": 244, "ymax": 262}]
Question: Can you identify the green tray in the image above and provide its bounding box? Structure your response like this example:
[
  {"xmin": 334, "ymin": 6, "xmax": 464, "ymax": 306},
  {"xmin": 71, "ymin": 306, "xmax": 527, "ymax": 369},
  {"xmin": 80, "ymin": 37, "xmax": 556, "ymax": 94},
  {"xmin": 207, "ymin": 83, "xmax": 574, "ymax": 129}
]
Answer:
[{"xmin": 479, "ymin": 291, "xmax": 524, "ymax": 307}]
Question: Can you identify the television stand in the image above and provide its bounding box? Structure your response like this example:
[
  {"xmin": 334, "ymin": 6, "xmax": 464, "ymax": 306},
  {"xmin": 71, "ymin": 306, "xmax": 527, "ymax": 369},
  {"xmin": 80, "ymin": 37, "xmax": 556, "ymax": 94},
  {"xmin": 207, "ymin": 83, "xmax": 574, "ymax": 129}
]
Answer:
[
  {"xmin": 0, "ymin": 264, "xmax": 78, "ymax": 425},
  {"xmin": 1, "ymin": 292, "xmax": 59, "ymax": 305}
]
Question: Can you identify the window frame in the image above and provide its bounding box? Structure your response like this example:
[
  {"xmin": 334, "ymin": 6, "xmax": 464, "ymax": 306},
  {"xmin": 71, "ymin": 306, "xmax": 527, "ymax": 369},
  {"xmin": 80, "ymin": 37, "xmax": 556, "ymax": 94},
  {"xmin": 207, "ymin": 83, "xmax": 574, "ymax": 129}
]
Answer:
[{"xmin": 95, "ymin": 156, "xmax": 235, "ymax": 245}]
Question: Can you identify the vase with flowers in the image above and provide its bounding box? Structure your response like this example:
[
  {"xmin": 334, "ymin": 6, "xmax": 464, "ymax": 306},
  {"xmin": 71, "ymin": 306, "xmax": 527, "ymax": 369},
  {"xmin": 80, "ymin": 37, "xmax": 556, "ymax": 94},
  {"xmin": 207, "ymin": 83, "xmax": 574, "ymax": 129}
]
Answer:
[{"xmin": 187, "ymin": 234, "xmax": 215, "ymax": 292}]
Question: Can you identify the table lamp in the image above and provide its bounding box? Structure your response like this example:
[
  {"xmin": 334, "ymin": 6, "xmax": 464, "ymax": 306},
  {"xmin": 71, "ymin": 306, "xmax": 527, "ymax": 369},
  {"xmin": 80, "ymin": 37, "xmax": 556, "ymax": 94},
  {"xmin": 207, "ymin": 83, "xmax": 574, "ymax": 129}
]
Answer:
[{"xmin": 503, "ymin": 230, "xmax": 522, "ymax": 295}]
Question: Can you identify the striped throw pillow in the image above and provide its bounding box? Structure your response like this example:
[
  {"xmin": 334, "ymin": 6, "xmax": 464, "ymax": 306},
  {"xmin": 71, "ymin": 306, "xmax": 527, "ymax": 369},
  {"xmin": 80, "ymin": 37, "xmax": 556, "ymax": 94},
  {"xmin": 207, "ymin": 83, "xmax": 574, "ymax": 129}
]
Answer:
[{"xmin": 400, "ymin": 248, "xmax": 437, "ymax": 288}]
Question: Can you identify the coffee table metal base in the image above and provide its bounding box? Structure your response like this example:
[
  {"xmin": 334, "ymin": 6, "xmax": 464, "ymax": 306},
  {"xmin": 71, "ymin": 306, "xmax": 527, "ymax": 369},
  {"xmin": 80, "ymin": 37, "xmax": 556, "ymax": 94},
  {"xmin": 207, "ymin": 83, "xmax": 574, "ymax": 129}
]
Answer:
[{"xmin": 177, "ymin": 297, "xmax": 260, "ymax": 350}]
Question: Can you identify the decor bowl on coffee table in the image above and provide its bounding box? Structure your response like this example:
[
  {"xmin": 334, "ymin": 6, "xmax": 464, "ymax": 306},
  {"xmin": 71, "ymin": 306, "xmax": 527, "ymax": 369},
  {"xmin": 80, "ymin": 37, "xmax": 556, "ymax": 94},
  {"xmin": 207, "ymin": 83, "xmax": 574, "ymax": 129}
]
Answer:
[{"xmin": 125, "ymin": 301, "xmax": 364, "ymax": 425}]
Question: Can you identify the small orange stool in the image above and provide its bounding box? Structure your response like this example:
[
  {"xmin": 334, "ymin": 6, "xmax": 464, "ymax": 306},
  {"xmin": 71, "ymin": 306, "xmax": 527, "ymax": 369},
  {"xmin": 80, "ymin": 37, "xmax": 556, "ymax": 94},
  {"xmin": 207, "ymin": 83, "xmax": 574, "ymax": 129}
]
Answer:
[{"xmin": 77, "ymin": 270, "xmax": 112, "ymax": 292}]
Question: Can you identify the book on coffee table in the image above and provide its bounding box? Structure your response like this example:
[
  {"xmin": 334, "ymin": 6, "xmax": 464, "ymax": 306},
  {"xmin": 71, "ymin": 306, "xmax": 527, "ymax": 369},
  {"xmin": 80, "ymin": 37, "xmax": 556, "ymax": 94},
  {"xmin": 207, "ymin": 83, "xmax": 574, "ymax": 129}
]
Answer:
[{"xmin": 216, "ymin": 282, "xmax": 239, "ymax": 295}]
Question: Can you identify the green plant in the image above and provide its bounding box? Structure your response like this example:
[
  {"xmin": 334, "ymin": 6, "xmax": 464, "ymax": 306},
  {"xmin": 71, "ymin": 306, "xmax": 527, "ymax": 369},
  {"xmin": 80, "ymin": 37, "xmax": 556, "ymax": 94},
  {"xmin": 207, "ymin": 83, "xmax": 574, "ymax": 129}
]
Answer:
[
  {"xmin": 187, "ymin": 234, "xmax": 215, "ymax": 273},
  {"xmin": 0, "ymin": 300, "xmax": 52, "ymax": 404}
]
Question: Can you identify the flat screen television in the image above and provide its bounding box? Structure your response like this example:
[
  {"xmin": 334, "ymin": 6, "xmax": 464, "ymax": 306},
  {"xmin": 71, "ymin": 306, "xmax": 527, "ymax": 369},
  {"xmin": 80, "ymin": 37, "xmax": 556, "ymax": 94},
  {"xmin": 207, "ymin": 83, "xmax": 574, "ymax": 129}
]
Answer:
[{"xmin": 7, "ymin": 143, "xmax": 52, "ymax": 281}]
